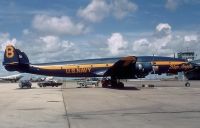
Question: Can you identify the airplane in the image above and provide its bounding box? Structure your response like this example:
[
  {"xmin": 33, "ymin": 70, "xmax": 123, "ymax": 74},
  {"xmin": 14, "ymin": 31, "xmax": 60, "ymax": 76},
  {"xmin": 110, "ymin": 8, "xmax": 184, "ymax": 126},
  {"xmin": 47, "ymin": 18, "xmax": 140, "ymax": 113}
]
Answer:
[
  {"xmin": 30, "ymin": 76, "xmax": 54, "ymax": 82},
  {"xmin": 2, "ymin": 45, "xmax": 200, "ymax": 88},
  {"xmin": 0, "ymin": 74, "xmax": 23, "ymax": 83}
]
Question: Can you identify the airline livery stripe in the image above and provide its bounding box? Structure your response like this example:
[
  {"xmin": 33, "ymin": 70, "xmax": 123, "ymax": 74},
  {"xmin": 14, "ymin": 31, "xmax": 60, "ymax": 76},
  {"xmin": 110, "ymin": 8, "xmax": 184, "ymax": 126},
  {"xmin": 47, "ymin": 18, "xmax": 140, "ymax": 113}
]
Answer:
[
  {"xmin": 35, "ymin": 63, "xmax": 114, "ymax": 70},
  {"xmin": 152, "ymin": 61, "xmax": 186, "ymax": 66}
]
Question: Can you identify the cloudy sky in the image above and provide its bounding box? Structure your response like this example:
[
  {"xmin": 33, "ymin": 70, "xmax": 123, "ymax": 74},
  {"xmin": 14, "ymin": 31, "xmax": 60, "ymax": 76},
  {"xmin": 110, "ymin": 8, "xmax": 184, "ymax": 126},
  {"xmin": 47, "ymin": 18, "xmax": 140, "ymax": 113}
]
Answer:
[{"xmin": 0, "ymin": 0, "xmax": 200, "ymax": 76}]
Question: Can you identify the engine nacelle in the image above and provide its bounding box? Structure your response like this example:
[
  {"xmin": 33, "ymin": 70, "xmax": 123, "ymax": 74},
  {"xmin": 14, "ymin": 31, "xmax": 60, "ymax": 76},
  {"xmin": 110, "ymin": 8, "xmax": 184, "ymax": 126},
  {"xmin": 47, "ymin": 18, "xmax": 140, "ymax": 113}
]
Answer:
[{"xmin": 135, "ymin": 62, "xmax": 153, "ymax": 78}]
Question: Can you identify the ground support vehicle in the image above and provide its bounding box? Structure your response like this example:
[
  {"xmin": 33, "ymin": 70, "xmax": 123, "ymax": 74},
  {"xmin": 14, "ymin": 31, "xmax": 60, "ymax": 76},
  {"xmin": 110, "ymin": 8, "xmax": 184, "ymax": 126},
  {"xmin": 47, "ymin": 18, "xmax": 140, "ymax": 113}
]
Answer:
[
  {"xmin": 77, "ymin": 78, "xmax": 100, "ymax": 88},
  {"xmin": 38, "ymin": 80, "xmax": 62, "ymax": 87},
  {"xmin": 19, "ymin": 80, "xmax": 32, "ymax": 89}
]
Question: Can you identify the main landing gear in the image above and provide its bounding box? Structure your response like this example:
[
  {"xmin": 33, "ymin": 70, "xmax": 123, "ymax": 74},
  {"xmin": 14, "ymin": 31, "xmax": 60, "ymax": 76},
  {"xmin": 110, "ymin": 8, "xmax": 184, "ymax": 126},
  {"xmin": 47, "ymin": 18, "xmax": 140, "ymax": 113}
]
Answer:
[{"xmin": 101, "ymin": 77, "xmax": 124, "ymax": 89}]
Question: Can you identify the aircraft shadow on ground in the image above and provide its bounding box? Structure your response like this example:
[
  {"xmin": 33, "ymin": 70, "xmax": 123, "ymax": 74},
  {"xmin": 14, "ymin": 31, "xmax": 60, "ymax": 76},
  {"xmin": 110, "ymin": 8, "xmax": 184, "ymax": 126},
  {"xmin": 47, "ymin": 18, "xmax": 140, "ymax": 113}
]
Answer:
[
  {"xmin": 14, "ymin": 87, "xmax": 62, "ymax": 90},
  {"xmin": 14, "ymin": 87, "xmax": 37, "ymax": 90},
  {"xmin": 107, "ymin": 86, "xmax": 140, "ymax": 91},
  {"xmin": 61, "ymin": 86, "xmax": 140, "ymax": 90}
]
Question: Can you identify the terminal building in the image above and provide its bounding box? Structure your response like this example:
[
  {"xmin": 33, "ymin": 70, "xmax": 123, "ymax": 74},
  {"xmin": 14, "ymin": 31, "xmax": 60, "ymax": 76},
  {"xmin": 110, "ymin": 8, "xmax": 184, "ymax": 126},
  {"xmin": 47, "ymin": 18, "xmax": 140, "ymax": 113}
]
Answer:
[{"xmin": 177, "ymin": 52, "xmax": 195, "ymax": 61}]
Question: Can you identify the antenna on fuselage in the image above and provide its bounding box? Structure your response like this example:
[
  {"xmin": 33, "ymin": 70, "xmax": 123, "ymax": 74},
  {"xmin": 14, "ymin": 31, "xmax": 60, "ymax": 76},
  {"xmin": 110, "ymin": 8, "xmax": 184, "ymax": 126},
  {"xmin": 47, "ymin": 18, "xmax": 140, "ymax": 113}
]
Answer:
[{"xmin": 152, "ymin": 54, "xmax": 157, "ymax": 80}]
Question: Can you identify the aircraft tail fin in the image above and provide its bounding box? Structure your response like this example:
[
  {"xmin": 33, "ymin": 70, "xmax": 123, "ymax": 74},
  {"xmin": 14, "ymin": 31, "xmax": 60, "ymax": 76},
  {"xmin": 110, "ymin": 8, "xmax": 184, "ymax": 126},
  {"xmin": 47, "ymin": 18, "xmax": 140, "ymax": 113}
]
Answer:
[{"xmin": 3, "ymin": 45, "xmax": 29, "ymax": 71}]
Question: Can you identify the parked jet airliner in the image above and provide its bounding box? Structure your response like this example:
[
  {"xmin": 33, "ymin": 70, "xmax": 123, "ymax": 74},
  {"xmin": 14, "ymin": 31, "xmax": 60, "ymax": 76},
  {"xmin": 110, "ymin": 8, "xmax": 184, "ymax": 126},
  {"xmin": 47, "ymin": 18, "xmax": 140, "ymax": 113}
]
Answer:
[{"xmin": 2, "ymin": 45, "xmax": 200, "ymax": 88}]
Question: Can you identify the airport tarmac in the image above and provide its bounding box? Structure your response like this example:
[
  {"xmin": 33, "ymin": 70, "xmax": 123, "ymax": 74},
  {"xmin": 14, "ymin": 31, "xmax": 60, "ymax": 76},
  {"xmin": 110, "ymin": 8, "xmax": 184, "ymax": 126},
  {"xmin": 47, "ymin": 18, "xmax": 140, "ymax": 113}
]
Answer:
[
  {"xmin": 0, "ymin": 81, "xmax": 200, "ymax": 128},
  {"xmin": 0, "ymin": 83, "xmax": 68, "ymax": 128}
]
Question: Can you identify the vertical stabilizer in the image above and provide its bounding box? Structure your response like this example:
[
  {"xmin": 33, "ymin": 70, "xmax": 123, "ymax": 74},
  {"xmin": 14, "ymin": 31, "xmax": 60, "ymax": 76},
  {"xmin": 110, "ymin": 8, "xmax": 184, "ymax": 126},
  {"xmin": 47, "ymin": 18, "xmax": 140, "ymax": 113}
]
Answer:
[{"xmin": 3, "ymin": 45, "xmax": 29, "ymax": 71}]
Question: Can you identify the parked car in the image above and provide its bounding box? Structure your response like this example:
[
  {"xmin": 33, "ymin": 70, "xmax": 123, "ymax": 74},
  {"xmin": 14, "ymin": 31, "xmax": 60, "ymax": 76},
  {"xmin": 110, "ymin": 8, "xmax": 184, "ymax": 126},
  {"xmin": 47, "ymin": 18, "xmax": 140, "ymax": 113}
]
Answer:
[
  {"xmin": 77, "ymin": 78, "xmax": 100, "ymax": 87},
  {"xmin": 37, "ymin": 80, "xmax": 63, "ymax": 87},
  {"xmin": 19, "ymin": 80, "xmax": 32, "ymax": 88}
]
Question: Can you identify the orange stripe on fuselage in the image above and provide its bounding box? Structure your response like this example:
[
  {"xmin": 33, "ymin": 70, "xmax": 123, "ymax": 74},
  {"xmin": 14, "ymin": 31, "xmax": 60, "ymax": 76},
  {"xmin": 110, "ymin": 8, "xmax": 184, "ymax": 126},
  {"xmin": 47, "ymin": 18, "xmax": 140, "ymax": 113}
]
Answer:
[
  {"xmin": 152, "ymin": 61, "xmax": 186, "ymax": 66},
  {"xmin": 35, "ymin": 63, "xmax": 114, "ymax": 70}
]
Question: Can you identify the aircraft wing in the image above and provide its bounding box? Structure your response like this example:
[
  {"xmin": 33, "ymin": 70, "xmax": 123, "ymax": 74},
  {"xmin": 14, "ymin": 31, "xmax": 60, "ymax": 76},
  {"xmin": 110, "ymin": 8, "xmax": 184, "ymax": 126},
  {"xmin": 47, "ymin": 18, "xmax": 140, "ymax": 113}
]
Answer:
[
  {"xmin": 103, "ymin": 56, "xmax": 137, "ymax": 79},
  {"xmin": 0, "ymin": 74, "xmax": 23, "ymax": 82}
]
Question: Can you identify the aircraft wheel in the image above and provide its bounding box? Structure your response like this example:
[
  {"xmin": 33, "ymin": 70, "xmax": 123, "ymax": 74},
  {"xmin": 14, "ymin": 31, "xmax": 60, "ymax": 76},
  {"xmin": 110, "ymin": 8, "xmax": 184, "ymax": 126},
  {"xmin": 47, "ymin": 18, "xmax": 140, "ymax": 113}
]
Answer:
[
  {"xmin": 102, "ymin": 82, "xmax": 108, "ymax": 88},
  {"xmin": 185, "ymin": 82, "xmax": 190, "ymax": 87},
  {"xmin": 95, "ymin": 83, "xmax": 99, "ymax": 87},
  {"xmin": 111, "ymin": 80, "xmax": 118, "ymax": 88},
  {"xmin": 117, "ymin": 82, "xmax": 124, "ymax": 88},
  {"xmin": 101, "ymin": 79, "xmax": 109, "ymax": 88}
]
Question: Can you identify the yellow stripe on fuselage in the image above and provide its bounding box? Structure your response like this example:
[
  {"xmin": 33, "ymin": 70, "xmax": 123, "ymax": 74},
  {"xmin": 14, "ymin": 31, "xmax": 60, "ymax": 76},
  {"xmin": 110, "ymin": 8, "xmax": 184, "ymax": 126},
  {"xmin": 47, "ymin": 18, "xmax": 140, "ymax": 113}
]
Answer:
[
  {"xmin": 7, "ymin": 62, "xmax": 19, "ymax": 65},
  {"xmin": 152, "ymin": 61, "xmax": 186, "ymax": 66},
  {"xmin": 35, "ymin": 63, "xmax": 114, "ymax": 70}
]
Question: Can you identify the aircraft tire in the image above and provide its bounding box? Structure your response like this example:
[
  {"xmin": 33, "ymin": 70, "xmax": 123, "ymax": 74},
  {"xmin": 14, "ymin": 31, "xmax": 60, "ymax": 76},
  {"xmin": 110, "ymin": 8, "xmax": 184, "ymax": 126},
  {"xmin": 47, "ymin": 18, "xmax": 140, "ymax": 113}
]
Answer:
[
  {"xmin": 117, "ymin": 82, "xmax": 124, "ymax": 88},
  {"xmin": 102, "ymin": 83, "xmax": 108, "ymax": 88},
  {"xmin": 185, "ymin": 82, "xmax": 190, "ymax": 87},
  {"xmin": 111, "ymin": 80, "xmax": 118, "ymax": 88},
  {"xmin": 81, "ymin": 84, "xmax": 85, "ymax": 87}
]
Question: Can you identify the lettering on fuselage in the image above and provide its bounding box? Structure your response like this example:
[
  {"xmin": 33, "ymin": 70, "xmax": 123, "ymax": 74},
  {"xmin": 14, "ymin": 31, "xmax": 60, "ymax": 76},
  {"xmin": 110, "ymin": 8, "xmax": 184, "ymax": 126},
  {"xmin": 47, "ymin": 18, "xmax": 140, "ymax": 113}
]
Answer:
[
  {"xmin": 66, "ymin": 68, "xmax": 92, "ymax": 74},
  {"xmin": 169, "ymin": 64, "xmax": 193, "ymax": 71}
]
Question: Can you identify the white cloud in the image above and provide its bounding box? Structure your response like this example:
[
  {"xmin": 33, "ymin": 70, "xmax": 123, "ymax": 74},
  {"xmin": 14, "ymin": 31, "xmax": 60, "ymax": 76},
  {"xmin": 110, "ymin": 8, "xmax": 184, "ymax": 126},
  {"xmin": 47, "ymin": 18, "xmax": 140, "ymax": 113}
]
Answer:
[
  {"xmin": 77, "ymin": 0, "xmax": 137, "ymax": 22},
  {"xmin": 107, "ymin": 33, "xmax": 127, "ymax": 55},
  {"xmin": 14, "ymin": 34, "xmax": 79, "ymax": 63},
  {"xmin": 77, "ymin": 0, "xmax": 110, "ymax": 23},
  {"xmin": 112, "ymin": 0, "xmax": 138, "ymax": 19},
  {"xmin": 39, "ymin": 35, "xmax": 75, "ymax": 52},
  {"xmin": 131, "ymin": 23, "xmax": 173, "ymax": 56},
  {"xmin": 133, "ymin": 38, "xmax": 152, "ymax": 54},
  {"xmin": 32, "ymin": 15, "xmax": 88, "ymax": 35},
  {"xmin": 22, "ymin": 29, "xmax": 30, "ymax": 35},
  {"xmin": 165, "ymin": 0, "xmax": 180, "ymax": 11},
  {"xmin": 153, "ymin": 23, "xmax": 172, "ymax": 52},
  {"xmin": 0, "ymin": 33, "xmax": 17, "ymax": 51},
  {"xmin": 131, "ymin": 23, "xmax": 200, "ymax": 57},
  {"xmin": 184, "ymin": 35, "xmax": 198, "ymax": 43},
  {"xmin": 155, "ymin": 23, "xmax": 172, "ymax": 37}
]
